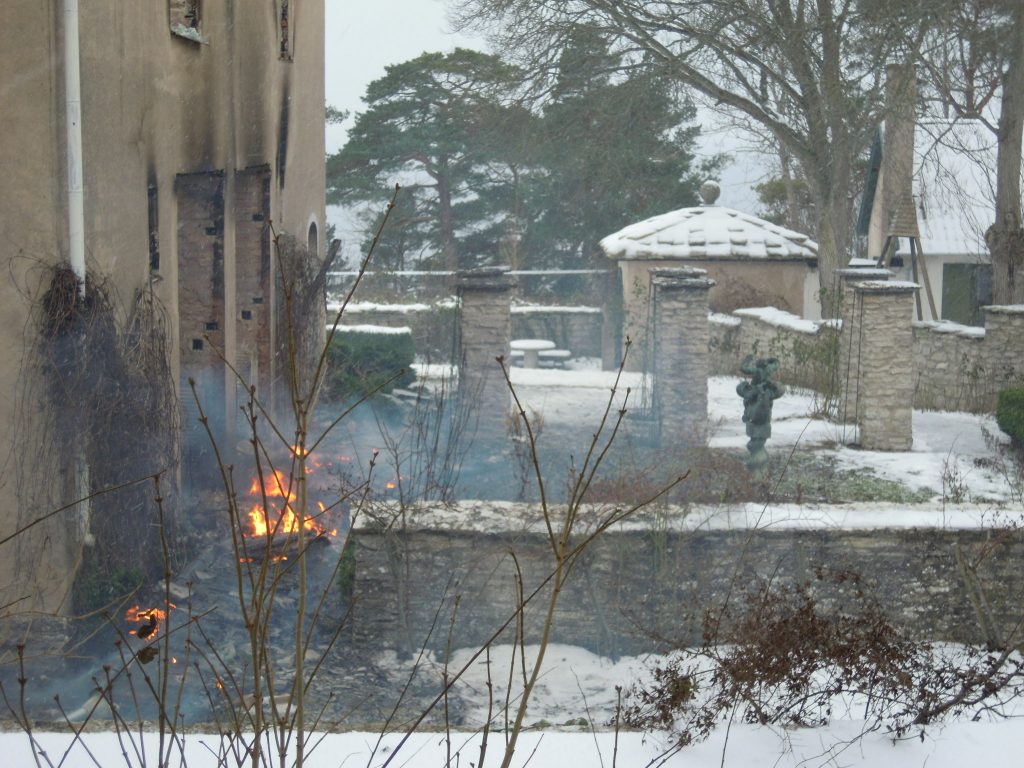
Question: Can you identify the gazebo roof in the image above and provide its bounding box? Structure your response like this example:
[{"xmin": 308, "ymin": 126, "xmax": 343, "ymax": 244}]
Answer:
[{"xmin": 601, "ymin": 182, "xmax": 818, "ymax": 262}]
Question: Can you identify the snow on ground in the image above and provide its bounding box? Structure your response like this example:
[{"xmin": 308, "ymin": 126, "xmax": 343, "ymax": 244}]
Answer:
[
  {"xmin": 8, "ymin": 364, "xmax": 1018, "ymax": 766},
  {"xmin": 9, "ymin": 723, "xmax": 1024, "ymax": 768},
  {"xmin": 6, "ymin": 642, "xmax": 1024, "ymax": 765},
  {"xmin": 466, "ymin": 360, "xmax": 1018, "ymax": 504}
]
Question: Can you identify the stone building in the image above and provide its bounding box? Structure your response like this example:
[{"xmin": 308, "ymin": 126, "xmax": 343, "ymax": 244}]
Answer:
[
  {"xmin": 601, "ymin": 181, "xmax": 819, "ymax": 370},
  {"xmin": 0, "ymin": 2, "xmax": 325, "ymax": 625}
]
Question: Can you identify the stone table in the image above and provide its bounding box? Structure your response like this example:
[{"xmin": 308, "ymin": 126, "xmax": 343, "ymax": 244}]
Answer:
[{"xmin": 511, "ymin": 338, "xmax": 555, "ymax": 368}]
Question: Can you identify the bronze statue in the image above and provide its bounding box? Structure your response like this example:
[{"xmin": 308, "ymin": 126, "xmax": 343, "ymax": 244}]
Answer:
[{"xmin": 736, "ymin": 355, "xmax": 784, "ymax": 472}]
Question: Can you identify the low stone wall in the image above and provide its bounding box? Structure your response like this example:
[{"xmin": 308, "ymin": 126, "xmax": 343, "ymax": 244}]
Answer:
[
  {"xmin": 709, "ymin": 308, "xmax": 837, "ymax": 394},
  {"xmin": 510, "ymin": 305, "xmax": 602, "ymax": 357},
  {"xmin": 335, "ymin": 301, "xmax": 604, "ymax": 363},
  {"xmin": 347, "ymin": 504, "xmax": 1024, "ymax": 658},
  {"xmin": 337, "ymin": 298, "xmax": 1023, "ymax": 413},
  {"xmin": 910, "ymin": 306, "xmax": 1024, "ymax": 413},
  {"xmin": 912, "ymin": 321, "xmax": 988, "ymax": 412}
]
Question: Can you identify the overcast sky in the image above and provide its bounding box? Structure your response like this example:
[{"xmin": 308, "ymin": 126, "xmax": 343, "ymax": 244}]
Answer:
[
  {"xmin": 324, "ymin": 0, "xmax": 482, "ymax": 155},
  {"xmin": 322, "ymin": 0, "xmax": 766, "ymax": 248}
]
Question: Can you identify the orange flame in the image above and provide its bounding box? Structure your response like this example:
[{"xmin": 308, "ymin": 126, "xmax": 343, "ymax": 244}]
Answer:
[
  {"xmin": 125, "ymin": 603, "xmax": 175, "ymax": 639},
  {"xmin": 245, "ymin": 468, "xmax": 331, "ymax": 539}
]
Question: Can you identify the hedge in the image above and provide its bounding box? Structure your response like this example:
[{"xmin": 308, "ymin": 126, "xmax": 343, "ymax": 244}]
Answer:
[
  {"xmin": 325, "ymin": 326, "xmax": 416, "ymax": 401},
  {"xmin": 996, "ymin": 386, "xmax": 1024, "ymax": 445}
]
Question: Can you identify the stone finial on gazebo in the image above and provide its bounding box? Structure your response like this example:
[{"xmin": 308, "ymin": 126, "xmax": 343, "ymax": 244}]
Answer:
[
  {"xmin": 699, "ymin": 180, "xmax": 721, "ymax": 206},
  {"xmin": 457, "ymin": 267, "xmax": 516, "ymax": 441},
  {"xmin": 852, "ymin": 280, "xmax": 919, "ymax": 450},
  {"xmin": 649, "ymin": 267, "xmax": 715, "ymax": 447}
]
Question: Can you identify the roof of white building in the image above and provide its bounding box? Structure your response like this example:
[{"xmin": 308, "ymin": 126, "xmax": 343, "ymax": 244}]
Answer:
[
  {"xmin": 600, "ymin": 181, "xmax": 818, "ymax": 262},
  {"xmin": 913, "ymin": 119, "xmax": 998, "ymax": 257}
]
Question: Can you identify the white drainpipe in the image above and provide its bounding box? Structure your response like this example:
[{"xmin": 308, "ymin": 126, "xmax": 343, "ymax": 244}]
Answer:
[
  {"xmin": 64, "ymin": 0, "xmax": 92, "ymax": 545},
  {"xmin": 64, "ymin": 0, "xmax": 86, "ymax": 295}
]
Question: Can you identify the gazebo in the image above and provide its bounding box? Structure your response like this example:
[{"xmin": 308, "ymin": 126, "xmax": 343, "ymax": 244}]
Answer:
[{"xmin": 601, "ymin": 181, "xmax": 819, "ymax": 369}]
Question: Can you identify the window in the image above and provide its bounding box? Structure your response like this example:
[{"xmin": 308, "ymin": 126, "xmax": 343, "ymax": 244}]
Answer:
[
  {"xmin": 147, "ymin": 184, "xmax": 159, "ymax": 271},
  {"xmin": 279, "ymin": 1, "xmax": 291, "ymax": 60},
  {"xmin": 307, "ymin": 220, "xmax": 318, "ymax": 256},
  {"xmin": 169, "ymin": 0, "xmax": 203, "ymax": 44}
]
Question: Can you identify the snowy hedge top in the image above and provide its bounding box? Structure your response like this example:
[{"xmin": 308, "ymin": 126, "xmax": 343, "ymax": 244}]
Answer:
[
  {"xmin": 328, "ymin": 324, "xmax": 413, "ymax": 336},
  {"xmin": 600, "ymin": 204, "xmax": 817, "ymax": 261}
]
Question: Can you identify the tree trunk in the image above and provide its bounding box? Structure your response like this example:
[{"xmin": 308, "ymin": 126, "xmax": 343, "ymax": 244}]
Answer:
[
  {"xmin": 437, "ymin": 160, "xmax": 459, "ymax": 288},
  {"xmin": 813, "ymin": 186, "xmax": 853, "ymax": 317},
  {"xmin": 987, "ymin": 4, "xmax": 1024, "ymax": 305}
]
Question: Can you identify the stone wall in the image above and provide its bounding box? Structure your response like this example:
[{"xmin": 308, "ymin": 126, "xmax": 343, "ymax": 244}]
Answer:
[
  {"xmin": 853, "ymin": 281, "xmax": 917, "ymax": 450},
  {"xmin": 912, "ymin": 321, "xmax": 988, "ymax": 411},
  {"xmin": 510, "ymin": 306, "xmax": 603, "ymax": 357},
  {"xmin": 910, "ymin": 306, "xmax": 1024, "ymax": 413},
  {"xmin": 651, "ymin": 269, "xmax": 713, "ymax": 445},
  {"xmin": 337, "ymin": 302, "xmax": 603, "ymax": 363},
  {"xmin": 341, "ymin": 298, "xmax": 1023, "ymax": 414},
  {"xmin": 709, "ymin": 308, "xmax": 837, "ymax": 394},
  {"xmin": 347, "ymin": 505, "xmax": 1024, "ymax": 657}
]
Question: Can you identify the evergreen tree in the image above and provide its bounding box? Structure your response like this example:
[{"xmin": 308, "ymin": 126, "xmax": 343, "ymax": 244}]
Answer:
[
  {"xmin": 519, "ymin": 30, "xmax": 711, "ymax": 270},
  {"xmin": 326, "ymin": 49, "xmax": 527, "ymax": 275}
]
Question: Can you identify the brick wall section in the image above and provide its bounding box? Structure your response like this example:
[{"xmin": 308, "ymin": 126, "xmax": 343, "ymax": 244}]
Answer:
[
  {"xmin": 457, "ymin": 268, "xmax": 514, "ymax": 442},
  {"xmin": 234, "ymin": 166, "xmax": 273, "ymax": 406},
  {"xmin": 651, "ymin": 268, "xmax": 713, "ymax": 446},
  {"xmin": 854, "ymin": 281, "xmax": 918, "ymax": 450},
  {"xmin": 348, "ymin": 511, "xmax": 1024, "ymax": 657},
  {"xmin": 176, "ymin": 171, "xmax": 228, "ymax": 455}
]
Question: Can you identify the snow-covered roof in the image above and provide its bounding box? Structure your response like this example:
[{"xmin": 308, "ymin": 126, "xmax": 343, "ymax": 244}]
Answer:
[
  {"xmin": 600, "ymin": 199, "xmax": 818, "ymax": 262},
  {"xmin": 913, "ymin": 120, "xmax": 999, "ymax": 257}
]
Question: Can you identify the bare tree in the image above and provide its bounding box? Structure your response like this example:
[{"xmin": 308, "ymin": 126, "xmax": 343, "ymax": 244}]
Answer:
[
  {"xmin": 452, "ymin": 0, "xmax": 927, "ymax": 314},
  {"xmin": 918, "ymin": 0, "xmax": 1024, "ymax": 303},
  {"xmin": 989, "ymin": 4, "xmax": 1024, "ymax": 303}
]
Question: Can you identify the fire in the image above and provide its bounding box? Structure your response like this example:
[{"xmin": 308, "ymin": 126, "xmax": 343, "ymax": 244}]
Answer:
[
  {"xmin": 245, "ymin": 468, "xmax": 330, "ymax": 539},
  {"xmin": 125, "ymin": 603, "xmax": 175, "ymax": 640}
]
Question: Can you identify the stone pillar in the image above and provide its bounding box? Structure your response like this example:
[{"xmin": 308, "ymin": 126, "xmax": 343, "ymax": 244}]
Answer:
[
  {"xmin": 458, "ymin": 267, "xmax": 515, "ymax": 442},
  {"xmin": 650, "ymin": 268, "xmax": 715, "ymax": 447},
  {"xmin": 835, "ymin": 267, "xmax": 891, "ymax": 422},
  {"xmin": 854, "ymin": 280, "xmax": 919, "ymax": 450},
  {"xmin": 982, "ymin": 305, "xmax": 1024, "ymax": 405}
]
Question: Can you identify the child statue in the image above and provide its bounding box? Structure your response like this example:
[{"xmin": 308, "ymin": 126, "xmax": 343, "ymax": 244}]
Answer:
[{"xmin": 736, "ymin": 355, "xmax": 785, "ymax": 472}]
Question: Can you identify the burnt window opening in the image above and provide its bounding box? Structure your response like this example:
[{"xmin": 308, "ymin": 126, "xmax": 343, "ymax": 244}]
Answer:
[
  {"xmin": 204, "ymin": 321, "xmax": 218, "ymax": 331},
  {"xmin": 192, "ymin": 339, "xmax": 204, "ymax": 351},
  {"xmin": 307, "ymin": 221, "xmax": 318, "ymax": 256},
  {"xmin": 170, "ymin": 0, "xmax": 204, "ymax": 44},
  {"xmin": 241, "ymin": 310, "xmax": 253, "ymax": 320},
  {"xmin": 252, "ymin": 296, "xmax": 264, "ymax": 304},
  {"xmin": 147, "ymin": 184, "xmax": 160, "ymax": 271},
  {"xmin": 279, "ymin": 1, "xmax": 291, "ymax": 60}
]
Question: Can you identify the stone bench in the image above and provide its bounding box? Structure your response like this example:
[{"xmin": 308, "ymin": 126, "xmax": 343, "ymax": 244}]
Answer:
[{"xmin": 538, "ymin": 349, "xmax": 571, "ymax": 368}]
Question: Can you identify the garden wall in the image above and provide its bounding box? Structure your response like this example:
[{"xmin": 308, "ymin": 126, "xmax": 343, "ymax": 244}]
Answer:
[
  {"xmin": 334, "ymin": 301, "xmax": 604, "ymax": 362},
  {"xmin": 710, "ymin": 304, "xmax": 1024, "ymax": 413},
  {"xmin": 335, "ymin": 297, "xmax": 1024, "ymax": 413},
  {"xmin": 709, "ymin": 308, "xmax": 837, "ymax": 394},
  {"xmin": 510, "ymin": 305, "xmax": 603, "ymax": 357},
  {"xmin": 348, "ymin": 504, "xmax": 1024, "ymax": 658},
  {"xmin": 911, "ymin": 306, "xmax": 1024, "ymax": 413}
]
